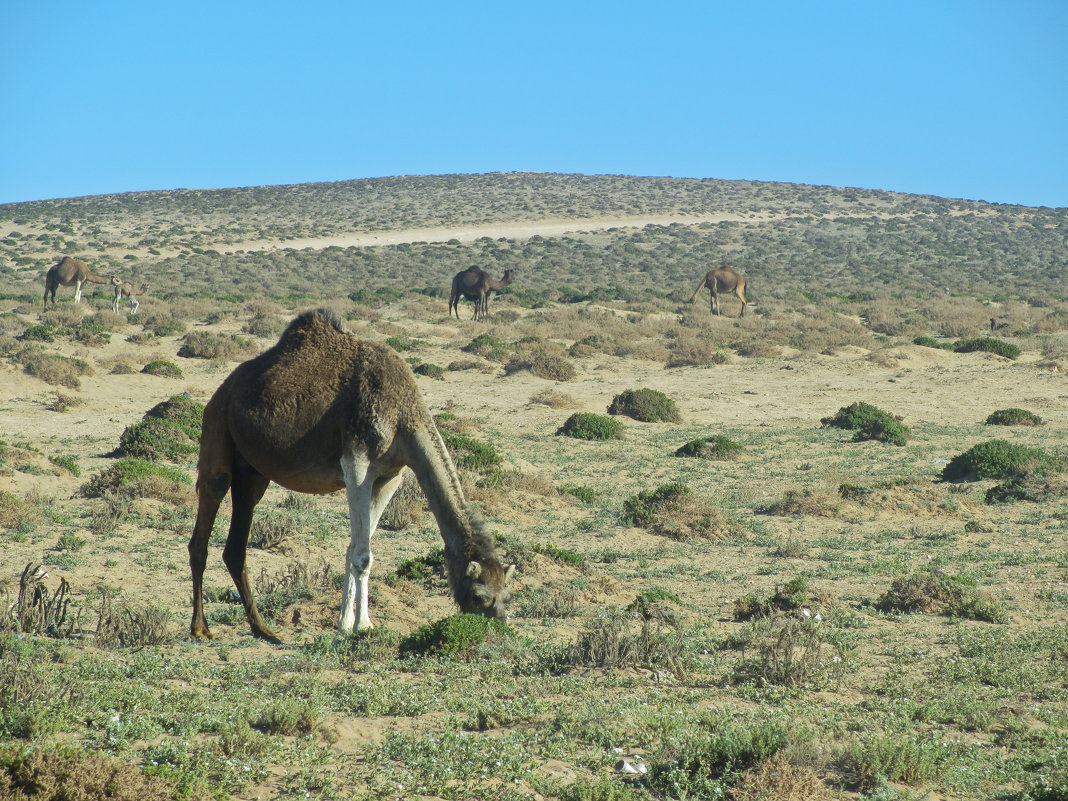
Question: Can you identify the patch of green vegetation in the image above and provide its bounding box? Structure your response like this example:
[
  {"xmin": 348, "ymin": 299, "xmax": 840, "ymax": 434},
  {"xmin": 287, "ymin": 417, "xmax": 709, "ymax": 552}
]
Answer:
[
  {"xmin": 875, "ymin": 570, "xmax": 1009, "ymax": 623},
  {"xmin": 531, "ymin": 543, "xmax": 585, "ymax": 568},
  {"xmin": 48, "ymin": 454, "xmax": 80, "ymax": 477},
  {"xmin": 953, "ymin": 336, "xmax": 1020, "ymax": 359},
  {"xmin": 559, "ymin": 483, "xmax": 598, "ymax": 504},
  {"xmin": 734, "ymin": 575, "xmax": 811, "ymax": 620},
  {"xmin": 461, "ymin": 333, "xmax": 509, "ymax": 361},
  {"xmin": 18, "ymin": 324, "xmax": 57, "ymax": 342},
  {"xmin": 821, "ymin": 401, "xmax": 909, "ymax": 446},
  {"xmin": 142, "ymin": 360, "xmax": 183, "ymax": 377},
  {"xmin": 556, "ymin": 412, "xmax": 625, "ymax": 441},
  {"xmin": 942, "ymin": 439, "xmax": 1062, "ymax": 482},
  {"xmin": 913, "ymin": 335, "xmax": 955, "ymax": 350},
  {"xmin": 985, "ymin": 407, "xmax": 1043, "ymax": 426},
  {"xmin": 674, "ymin": 434, "xmax": 744, "ymax": 460},
  {"xmin": 80, "ymin": 458, "xmax": 191, "ymax": 498},
  {"xmin": 621, "ymin": 482, "xmax": 689, "ymax": 527},
  {"xmin": 399, "ymin": 613, "xmax": 513, "ymax": 657},
  {"xmin": 438, "ymin": 430, "xmax": 501, "ymax": 474},
  {"xmin": 608, "ymin": 388, "xmax": 681, "ymax": 422},
  {"xmin": 392, "ymin": 548, "xmax": 446, "ymax": 584},
  {"xmin": 413, "ymin": 362, "xmax": 445, "ymax": 379}
]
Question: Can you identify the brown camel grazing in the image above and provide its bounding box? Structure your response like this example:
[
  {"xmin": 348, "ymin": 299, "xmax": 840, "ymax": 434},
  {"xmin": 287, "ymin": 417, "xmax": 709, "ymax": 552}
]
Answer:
[
  {"xmin": 449, "ymin": 266, "xmax": 514, "ymax": 321},
  {"xmin": 689, "ymin": 265, "xmax": 748, "ymax": 317},
  {"xmin": 113, "ymin": 282, "xmax": 149, "ymax": 314},
  {"xmin": 188, "ymin": 308, "xmax": 513, "ymax": 641},
  {"xmin": 43, "ymin": 256, "xmax": 120, "ymax": 306}
]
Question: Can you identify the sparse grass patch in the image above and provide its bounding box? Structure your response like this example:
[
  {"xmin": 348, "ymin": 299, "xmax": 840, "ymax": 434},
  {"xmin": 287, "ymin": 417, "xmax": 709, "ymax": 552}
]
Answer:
[
  {"xmin": 556, "ymin": 412, "xmax": 624, "ymax": 440},
  {"xmin": 608, "ymin": 388, "xmax": 681, "ymax": 422}
]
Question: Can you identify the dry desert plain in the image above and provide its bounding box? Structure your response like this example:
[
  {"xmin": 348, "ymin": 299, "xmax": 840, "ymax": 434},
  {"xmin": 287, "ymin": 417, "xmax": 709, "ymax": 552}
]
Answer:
[{"xmin": 1, "ymin": 211, "xmax": 1068, "ymax": 801}]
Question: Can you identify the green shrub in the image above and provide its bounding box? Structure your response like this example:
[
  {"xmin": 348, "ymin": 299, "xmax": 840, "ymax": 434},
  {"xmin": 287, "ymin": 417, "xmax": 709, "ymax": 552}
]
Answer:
[
  {"xmin": 622, "ymin": 482, "xmax": 689, "ymax": 527},
  {"xmin": 413, "ymin": 362, "xmax": 445, "ymax": 380},
  {"xmin": 531, "ymin": 543, "xmax": 585, "ymax": 568},
  {"xmin": 875, "ymin": 570, "xmax": 1008, "ymax": 623},
  {"xmin": 913, "ymin": 335, "xmax": 954, "ymax": 350},
  {"xmin": 608, "ymin": 388, "xmax": 681, "ymax": 422},
  {"xmin": 462, "ymin": 333, "xmax": 509, "ymax": 362},
  {"xmin": 18, "ymin": 324, "xmax": 57, "ymax": 342},
  {"xmin": 953, "ymin": 336, "xmax": 1020, "ymax": 359},
  {"xmin": 118, "ymin": 395, "xmax": 204, "ymax": 462},
  {"xmin": 399, "ymin": 613, "xmax": 513, "ymax": 657},
  {"xmin": 733, "ymin": 575, "xmax": 810, "ymax": 620},
  {"xmin": 985, "ymin": 407, "xmax": 1043, "ymax": 426},
  {"xmin": 842, "ymin": 732, "xmax": 951, "ymax": 790},
  {"xmin": 821, "ymin": 401, "xmax": 909, "ymax": 445},
  {"xmin": 556, "ymin": 413, "xmax": 625, "ymax": 441},
  {"xmin": 559, "ymin": 484, "xmax": 598, "ymax": 504},
  {"xmin": 674, "ymin": 435, "xmax": 744, "ymax": 460},
  {"xmin": 142, "ymin": 359, "xmax": 183, "ymax": 377},
  {"xmin": 439, "ymin": 429, "xmax": 501, "ymax": 474},
  {"xmin": 80, "ymin": 458, "xmax": 191, "ymax": 499},
  {"xmin": 942, "ymin": 439, "xmax": 1062, "ymax": 482},
  {"xmin": 177, "ymin": 331, "xmax": 258, "ymax": 360}
]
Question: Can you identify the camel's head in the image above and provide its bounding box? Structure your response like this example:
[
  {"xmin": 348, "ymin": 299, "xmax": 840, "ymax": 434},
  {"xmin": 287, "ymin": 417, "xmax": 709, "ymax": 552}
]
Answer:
[
  {"xmin": 111, "ymin": 276, "xmax": 123, "ymax": 286},
  {"xmin": 501, "ymin": 269, "xmax": 515, "ymax": 285},
  {"xmin": 460, "ymin": 559, "xmax": 515, "ymax": 620}
]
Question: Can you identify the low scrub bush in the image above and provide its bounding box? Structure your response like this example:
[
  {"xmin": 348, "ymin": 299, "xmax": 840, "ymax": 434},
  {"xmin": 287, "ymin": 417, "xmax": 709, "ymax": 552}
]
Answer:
[
  {"xmin": 17, "ymin": 348, "xmax": 93, "ymax": 389},
  {"xmin": 733, "ymin": 614, "xmax": 847, "ymax": 689},
  {"xmin": 504, "ymin": 340, "xmax": 576, "ymax": 381},
  {"xmin": 462, "ymin": 333, "xmax": 509, "ymax": 362},
  {"xmin": 413, "ymin": 362, "xmax": 445, "ymax": 379},
  {"xmin": 118, "ymin": 395, "xmax": 205, "ymax": 463},
  {"xmin": 142, "ymin": 359, "xmax": 182, "ymax": 377},
  {"xmin": 760, "ymin": 488, "xmax": 837, "ymax": 517},
  {"xmin": 608, "ymin": 388, "xmax": 681, "ymax": 422},
  {"xmin": 177, "ymin": 331, "xmax": 258, "ymax": 360},
  {"xmin": 820, "ymin": 401, "xmax": 909, "ymax": 446},
  {"xmin": 439, "ymin": 430, "xmax": 501, "ymax": 475},
  {"xmin": 674, "ymin": 434, "xmax": 744, "ymax": 460},
  {"xmin": 985, "ymin": 407, "xmax": 1043, "ymax": 426},
  {"xmin": 622, "ymin": 482, "xmax": 729, "ymax": 540},
  {"xmin": 942, "ymin": 439, "xmax": 1062, "ymax": 482},
  {"xmin": 953, "ymin": 336, "xmax": 1020, "ymax": 359},
  {"xmin": 913, "ymin": 335, "xmax": 955, "ymax": 350},
  {"xmin": 399, "ymin": 613, "xmax": 513, "ymax": 657},
  {"xmin": 560, "ymin": 606, "xmax": 687, "ymax": 674},
  {"xmin": 556, "ymin": 413, "xmax": 625, "ymax": 441},
  {"xmin": 842, "ymin": 732, "xmax": 952, "ymax": 791},
  {"xmin": 80, "ymin": 458, "xmax": 192, "ymax": 503},
  {"xmin": 734, "ymin": 576, "xmax": 811, "ymax": 620},
  {"xmin": 875, "ymin": 570, "xmax": 1008, "ymax": 623}
]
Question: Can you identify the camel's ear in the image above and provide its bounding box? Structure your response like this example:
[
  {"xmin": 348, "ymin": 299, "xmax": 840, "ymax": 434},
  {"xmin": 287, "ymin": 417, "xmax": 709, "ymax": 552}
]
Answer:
[
  {"xmin": 505, "ymin": 564, "xmax": 516, "ymax": 582},
  {"xmin": 466, "ymin": 561, "xmax": 482, "ymax": 580}
]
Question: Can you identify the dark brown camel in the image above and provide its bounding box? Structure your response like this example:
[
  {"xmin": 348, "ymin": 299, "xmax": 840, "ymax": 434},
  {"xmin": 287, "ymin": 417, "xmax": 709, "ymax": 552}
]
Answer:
[
  {"xmin": 449, "ymin": 266, "xmax": 514, "ymax": 321},
  {"xmin": 689, "ymin": 265, "xmax": 748, "ymax": 317},
  {"xmin": 43, "ymin": 256, "xmax": 120, "ymax": 306},
  {"xmin": 188, "ymin": 308, "xmax": 513, "ymax": 641}
]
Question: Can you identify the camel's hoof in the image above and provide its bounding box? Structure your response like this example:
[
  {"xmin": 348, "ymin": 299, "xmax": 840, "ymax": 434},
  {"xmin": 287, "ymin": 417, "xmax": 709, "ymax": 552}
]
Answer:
[
  {"xmin": 252, "ymin": 627, "xmax": 282, "ymax": 645},
  {"xmin": 191, "ymin": 626, "xmax": 215, "ymax": 640}
]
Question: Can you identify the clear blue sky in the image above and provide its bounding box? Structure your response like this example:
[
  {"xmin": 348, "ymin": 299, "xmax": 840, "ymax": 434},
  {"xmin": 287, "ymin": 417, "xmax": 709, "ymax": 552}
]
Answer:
[{"xmin": 3, "ymin": 1, "xmax": 1066, "ymax": 207}]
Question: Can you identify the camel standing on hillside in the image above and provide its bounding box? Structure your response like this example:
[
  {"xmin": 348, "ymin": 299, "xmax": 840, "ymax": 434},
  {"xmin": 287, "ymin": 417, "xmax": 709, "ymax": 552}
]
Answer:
[
  {"xmin": 449, "ymin": 266, "xmax": 514, "ymax": 321},
  {"xmin": 43, "ymin": 256, "xmax": 120, "ymax": 306},
  {"xmin": 188, "ymin": 308, "xmax": 514, "ymax": 642},
  {"xmin": 113, "ymin": 281, "xmax": 149, "ymax": 314},
  {"xmin": 689, "ymin": 265, "xmax": 748, "ymax": 317}
]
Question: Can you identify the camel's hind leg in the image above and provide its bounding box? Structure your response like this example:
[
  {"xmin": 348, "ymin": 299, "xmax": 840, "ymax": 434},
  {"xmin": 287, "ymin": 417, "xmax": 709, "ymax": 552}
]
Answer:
[
  {"xmin": 189, "ymin": 472, "xmax": 231, "ymax": 639},
  {"xmin": 736, "ymin": 280, "xmax": 747, "ymax": 317},
  {"xmin": 221, "ymin": 459, "xmax": 274, "ymax": 641},
  {"xmin": 338, "ymin": 453, "xmax": 404, "ymax": 633}
]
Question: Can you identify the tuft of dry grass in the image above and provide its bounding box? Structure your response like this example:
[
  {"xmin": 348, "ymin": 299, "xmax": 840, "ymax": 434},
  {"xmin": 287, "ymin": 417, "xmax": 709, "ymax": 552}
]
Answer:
[
  {"xmin": 761, "ymin": 488, "xmax": 838, "ymax": 518},
  {"xmin": 729, "ymin": 752, "xmax": 833, "ymax": 801},
  {"xmin": 529, "ymin": 388, "xmax": 580, "ymax": 408}
]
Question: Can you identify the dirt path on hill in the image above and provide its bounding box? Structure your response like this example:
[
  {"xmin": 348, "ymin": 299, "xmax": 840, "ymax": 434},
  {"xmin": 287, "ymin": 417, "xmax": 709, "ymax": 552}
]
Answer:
[{"xmin": 220, "ymin": 212, "xmax": 772, "ymax": 253}]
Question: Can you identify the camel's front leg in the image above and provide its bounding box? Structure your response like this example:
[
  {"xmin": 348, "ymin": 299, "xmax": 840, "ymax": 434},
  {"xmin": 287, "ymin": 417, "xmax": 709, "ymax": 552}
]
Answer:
[{"xmin": 74, "ymin": 280, "xmax": 84, "ymax": 304}]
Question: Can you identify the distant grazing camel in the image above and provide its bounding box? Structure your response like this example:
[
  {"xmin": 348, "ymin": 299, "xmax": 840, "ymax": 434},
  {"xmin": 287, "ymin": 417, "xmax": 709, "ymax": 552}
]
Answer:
[
  {"xmin": 43, "ymin": 256, "xmax": 120, "ymax": 307},
  {"xmin": 188, "ymin": 308, "xmax": 514, "ymax": 642},
  {"xmin": 689, "ymin": 264, "xmax": 748, "ymax": 317},
  {"xmin": 449, "ymin": 266, "xmax": 514, "ymax": 321},
  {"xmin": 113, "ymin": 281, "xmax": 149, "ymax": 314}
]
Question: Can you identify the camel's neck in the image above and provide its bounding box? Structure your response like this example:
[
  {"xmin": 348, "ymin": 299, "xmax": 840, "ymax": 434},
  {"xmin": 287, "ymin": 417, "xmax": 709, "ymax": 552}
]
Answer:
[
  {"xmin": 83, "ymin": 272, "xmax": 111, "ymax": 285},
  {"xmin": 405, "ymin": 423, "xmax": 494, "ymax": 572}
]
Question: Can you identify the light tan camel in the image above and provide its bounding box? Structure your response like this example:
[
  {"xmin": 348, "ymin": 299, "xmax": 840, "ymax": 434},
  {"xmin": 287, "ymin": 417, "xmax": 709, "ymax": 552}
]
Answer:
[
  {"xmin": 689, "ymin": 265, "xmax": 748, "ymax": 317},
  {"xmin": 113, "ymin": 282, "xmax": 149, "ymax": 314},
  {"xmin": 188, "ymin": 308, "xmax": 514, "ymax": 641},
  {"xmin": 449, "ymin": 266, "xmax": 514, "ymax": 321},
  {"xmin": 43, "ymin": 256, "xmax": 120, "ymax": 306}
]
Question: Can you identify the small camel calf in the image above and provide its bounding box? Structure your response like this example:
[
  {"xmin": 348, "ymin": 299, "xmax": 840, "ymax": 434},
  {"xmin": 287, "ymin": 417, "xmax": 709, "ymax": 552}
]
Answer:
[
  {"xmin": 114, "ymin": 282, "xmax": 149, "ymax": 314},
  {"xmin": 690, "ymin": 265, "xmax": 748, "ymax": 317}
]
